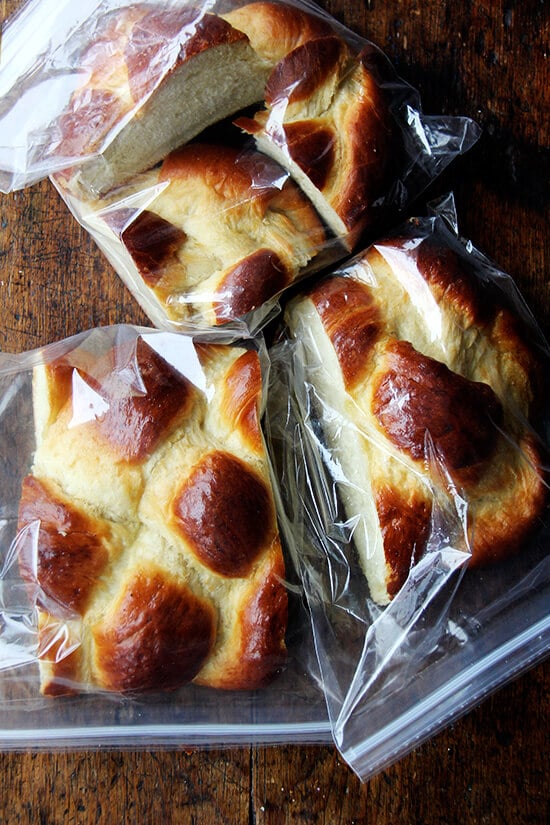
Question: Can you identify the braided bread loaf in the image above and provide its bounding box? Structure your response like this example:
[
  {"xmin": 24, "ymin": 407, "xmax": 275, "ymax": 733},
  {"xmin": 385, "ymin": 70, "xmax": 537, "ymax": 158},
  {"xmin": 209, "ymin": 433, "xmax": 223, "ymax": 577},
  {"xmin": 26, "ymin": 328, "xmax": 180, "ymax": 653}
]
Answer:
[
  {"xmin": 114, "ymin": 143, "xmax": 326, "ymax": 327},
  {"xmin": 17, "ymin": 333, "xmax": 287, "ymax": 695},
  {"xmin": 58, "ymin": 3, "xmax": 270, "ymax": 194},
  {"xmin": 286, "ymin": 225, "xmax": 546, "ymax": 605},
  {"xmin": 230, "ymin": 2, "xmax": 394, "ymax": 248}
]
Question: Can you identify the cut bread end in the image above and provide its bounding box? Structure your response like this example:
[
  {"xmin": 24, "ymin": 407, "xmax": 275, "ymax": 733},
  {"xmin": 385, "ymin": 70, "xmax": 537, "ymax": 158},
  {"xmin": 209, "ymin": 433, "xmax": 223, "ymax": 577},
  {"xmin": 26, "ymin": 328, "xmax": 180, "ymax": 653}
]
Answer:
[{"xmin": 76, "ymin": 41, "xmax": 270, "ymax": 196}]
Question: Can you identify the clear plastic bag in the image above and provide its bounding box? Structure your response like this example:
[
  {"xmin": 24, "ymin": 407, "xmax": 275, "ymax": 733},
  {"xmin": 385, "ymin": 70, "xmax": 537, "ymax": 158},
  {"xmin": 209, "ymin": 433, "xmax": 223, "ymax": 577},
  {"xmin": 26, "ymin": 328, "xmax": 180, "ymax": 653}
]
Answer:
[
  {"xmin": 0, "ymin": 0, "xmax": 480, "ymax": 336},
  {"xmin": 0, "ymin": 325, "xmax": 330, "ymax": 747},
  {"xmin": 265, "ymin": 196, "xmax": 550, "ymax": 780}
]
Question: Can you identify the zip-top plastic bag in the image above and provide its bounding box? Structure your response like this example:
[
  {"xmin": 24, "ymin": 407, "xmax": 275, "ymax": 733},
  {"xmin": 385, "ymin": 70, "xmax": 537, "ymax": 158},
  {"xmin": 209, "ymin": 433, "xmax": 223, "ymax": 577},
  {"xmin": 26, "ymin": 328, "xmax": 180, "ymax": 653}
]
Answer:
[
  {"xmin": 0, "ymin": 324, "xmax": 331, "ymax": 748},
  {"xmin": 0, "ymin": 0, "xmax": 480, "ymax": 337},
  {"xmin": 265, "ymin": 195, "xmax": 550, "ymax": 780}
]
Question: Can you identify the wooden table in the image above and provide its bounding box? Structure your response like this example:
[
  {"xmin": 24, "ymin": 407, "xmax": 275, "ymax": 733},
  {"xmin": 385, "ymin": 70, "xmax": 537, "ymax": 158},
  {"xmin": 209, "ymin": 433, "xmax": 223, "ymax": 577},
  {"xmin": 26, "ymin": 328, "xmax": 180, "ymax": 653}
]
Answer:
[{"xmin": 0, "ymin": 1, "xmax": 548, "ymax": 821}]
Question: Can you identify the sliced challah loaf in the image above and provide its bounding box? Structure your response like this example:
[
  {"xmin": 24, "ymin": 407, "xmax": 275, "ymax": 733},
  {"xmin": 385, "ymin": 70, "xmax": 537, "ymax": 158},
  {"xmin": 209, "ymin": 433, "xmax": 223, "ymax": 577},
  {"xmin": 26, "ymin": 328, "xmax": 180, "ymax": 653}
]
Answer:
[{"xmin": 286, "ymin": 226, "xmax": 546, "ymax": 604}]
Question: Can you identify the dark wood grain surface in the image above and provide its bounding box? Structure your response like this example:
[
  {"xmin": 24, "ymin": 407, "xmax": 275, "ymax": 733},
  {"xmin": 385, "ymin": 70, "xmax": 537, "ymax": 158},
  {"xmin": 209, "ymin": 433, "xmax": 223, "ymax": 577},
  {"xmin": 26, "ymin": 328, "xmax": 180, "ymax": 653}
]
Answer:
[{"xmin": 0, "ymin": 0, "xmax": 548, "ymax": 822}]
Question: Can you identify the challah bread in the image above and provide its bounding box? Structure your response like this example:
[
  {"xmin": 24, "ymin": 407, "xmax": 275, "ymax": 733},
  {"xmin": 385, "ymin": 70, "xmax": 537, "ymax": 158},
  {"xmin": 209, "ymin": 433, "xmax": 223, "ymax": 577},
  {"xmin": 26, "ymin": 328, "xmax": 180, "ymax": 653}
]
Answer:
[
  {"xmin": 17, "ymin": 333, "xmax": 287, "ymax": 695},
  {"xmin": 113, "ymin": 143, "xmax": 326, "ymax": 327},
  {"xmin": 57, "ymin": 3, "xmax": 270, "ymax": 194},
  {"xmin": 229, "ymin": 3, "xmax": 394, "ymax": 248},
  {"xmin": 285, "ymin": 226, "xmax": 546, "ymax": 605}
]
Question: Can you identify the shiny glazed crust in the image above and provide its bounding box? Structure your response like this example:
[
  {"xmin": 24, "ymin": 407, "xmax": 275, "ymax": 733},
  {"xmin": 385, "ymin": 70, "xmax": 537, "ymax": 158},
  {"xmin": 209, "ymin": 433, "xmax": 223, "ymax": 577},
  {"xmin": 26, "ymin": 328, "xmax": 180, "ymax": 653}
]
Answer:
[
  {"xmin": 223, "ymin": 1, "xmax": 335, "ymax": 64},
  {"xmin": 286, "ymin": 230, "xmax": 546, "ymax": 604},
  {"xmin": 117, "ymin": 143, "xmax": 326, "ymax": 326},
  {"xmin": 17, "ymin": 337, "xmax": 287, "ymax": 695}
]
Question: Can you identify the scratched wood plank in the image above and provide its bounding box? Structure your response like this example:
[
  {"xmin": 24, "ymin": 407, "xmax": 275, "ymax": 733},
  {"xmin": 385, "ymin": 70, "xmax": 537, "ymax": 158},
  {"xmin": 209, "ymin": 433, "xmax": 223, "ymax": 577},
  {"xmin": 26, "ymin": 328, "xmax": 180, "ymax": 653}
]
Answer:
[
  {"xmin": 0, "ymin": 180, "xmax": 149, "ymax": 354},
  {"xmin": 0, "ymin": 0, "xmax": 548, "ymax": 823}
]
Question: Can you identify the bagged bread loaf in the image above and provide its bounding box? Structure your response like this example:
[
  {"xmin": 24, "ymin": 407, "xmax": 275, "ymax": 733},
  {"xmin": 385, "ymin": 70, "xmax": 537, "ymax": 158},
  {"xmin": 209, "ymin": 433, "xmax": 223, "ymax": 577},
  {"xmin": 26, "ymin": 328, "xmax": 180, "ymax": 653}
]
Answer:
[
  {"xmin": 56, "ymin": 3, "xmax": 271, "ymax": 194},
  {"xmin": 285, "ymin": 218, "xmax": 547, "ymax": 604},
  {"xmin": 16, "ymin": 330, "xmax": 287, "ymax": 695}
]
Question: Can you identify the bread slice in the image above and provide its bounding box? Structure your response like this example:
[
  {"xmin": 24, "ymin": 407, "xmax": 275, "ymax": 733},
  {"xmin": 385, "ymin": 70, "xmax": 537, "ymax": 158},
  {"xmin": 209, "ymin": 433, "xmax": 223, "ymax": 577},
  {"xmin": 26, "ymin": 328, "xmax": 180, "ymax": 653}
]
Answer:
[
  {"xmin": 57, "ymin": 4, "xmax": 271, "ymax": 194},
  {"xmin": 17, "ymin": 333, "xmax": 287, "ymax": 695},
  {"xmin": 228, "ymin": 3, "xmax": 394, "ymax": 248},
  {"xmin": 285, "ymin": 230, "xmax": 546, "ymax": 604}
]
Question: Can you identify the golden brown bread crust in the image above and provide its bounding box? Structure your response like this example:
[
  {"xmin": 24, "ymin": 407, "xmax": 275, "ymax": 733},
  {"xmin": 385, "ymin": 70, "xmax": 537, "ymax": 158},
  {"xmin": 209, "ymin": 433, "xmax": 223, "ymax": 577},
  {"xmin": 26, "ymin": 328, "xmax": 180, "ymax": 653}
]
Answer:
[
  {"xmin": 221, "ymin": 349, "xmax": 264, "ymax": 453},
  {"xmin": 172, "ymin": 451, "xmax": 274, "ymax": 578},
  {"xmin": 120, "ymin": 211, "xmax": 186, "ymax": 289},
  {"xmin": 31, "ymin": 337, "xmax": 197, "ymax": 465},
  {"xmin": 264, "ymin": 35, "xmax": 348, "ymax": 106},
  {"xmin": 373, "ymin": 483, "xmax": 431, "ymax": 601},
  {"xmin": 117, "ymin": 143, "xmax": 325, "ymax": 327},
  {"xmin": 18, "ymin": 476, "xmax": 110, "ymax": 617},
  {"xmin": 93, "ymin": 567, "xmax": 217, "ymax": 693},
  {"xmin": 213, "ymin": 249, "xmax": 289, "ymax": 324},
  {"xmin": 310, "ymin": 276, "xmax": 506, "ymax": 487},
  {"xmin": 205, "ymin": 550, "xmax": 288, "ymax": 690},
  {"xmin": 57, "ymin": 4, "xmax": 148, "ymax": 159},
  {"xmin": 89, "ymin": 337, "xmax": 197, "ymax": 463},
  {"xmin": 17, "ymin": 335, "xmax": 287, "ymax": 695},
  {"xmin": 286, "ymin": 229, "xmax": 547, "ymax": 602},
  {"xmin": 309, "ymin": 275, "xmax": 382, "ymax": 389},
  {"xmin": 223, "ymin": 1, "xmax": 335, "ymax": 64},
  {"xmin": 371, "ymin": 339, "xmax": 504, "ymax": 487}
]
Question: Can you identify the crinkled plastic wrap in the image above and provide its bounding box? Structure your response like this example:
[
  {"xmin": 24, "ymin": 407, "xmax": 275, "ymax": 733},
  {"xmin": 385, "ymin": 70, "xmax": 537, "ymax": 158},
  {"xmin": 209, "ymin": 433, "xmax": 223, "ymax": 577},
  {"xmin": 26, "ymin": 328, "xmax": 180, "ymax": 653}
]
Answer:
[
  {"xmin": 0, "ymin": 325, "xmax": 330, "ymax": 748},
  {"xmin": 0, "ymin": 0, "xmax": 480, "ymax": 336},
  {"xmin": 265, "ymin": 198, "xmax": 550, "ymax": 781}
]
